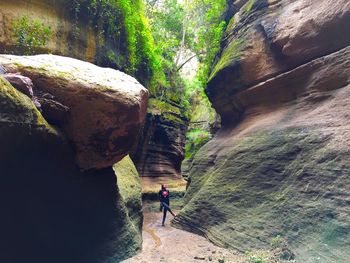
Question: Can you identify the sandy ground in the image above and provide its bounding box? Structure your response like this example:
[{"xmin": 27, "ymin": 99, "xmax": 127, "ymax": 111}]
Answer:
[{"xmin": 122, "ymin": 209, "xmax": 245, "ymax": 263}]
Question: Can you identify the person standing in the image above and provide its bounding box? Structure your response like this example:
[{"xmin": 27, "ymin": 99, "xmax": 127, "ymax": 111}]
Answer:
[{"xmin": 159, "ymin": 184, "xmax": 176, "ymax": 226}]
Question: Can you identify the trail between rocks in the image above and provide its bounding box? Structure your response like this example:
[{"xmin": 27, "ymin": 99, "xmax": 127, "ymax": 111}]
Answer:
[{"xmin": 122, "ymin": 211, "xmax": 244, "ymax": 263}]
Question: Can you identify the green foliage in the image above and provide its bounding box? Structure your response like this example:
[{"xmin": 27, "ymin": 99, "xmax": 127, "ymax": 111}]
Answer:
[
  {"xmin": 246, "ymin": 252, "xmax": 264, "ymax": 263},
  {"xmin": 186, "ymin": 0, "xmax": 228, "ymax": 86},
  {"xmin": 12, "ymin": 16, "xmax": 52, "ymax": 55},
  {"xmin": 242, "ymin": 0, "xmax": 257, "ymax": 15},
  {"xmin": 271, "ymin": 235, "xmax": 284, "ymax": 249},
  {"xmin": 71, "ymin": 0, "xmax": 166, "ymax": 92},
  {"xmin": 185, "ymin": 128, "xmax": 210, "ymax": 159},
  {"xmin": 118, "ymin": 0, "xmax": 165, "ymax": 85},
  {"xmin": 146, "ymin": 0, "xmax": 185, "ymax": 64}
]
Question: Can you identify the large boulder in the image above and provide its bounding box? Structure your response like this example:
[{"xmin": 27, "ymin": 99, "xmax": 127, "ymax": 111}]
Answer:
[
  {"xmin": 0, "ymin": 76, "xmax": 143, "ymax": 263},
  {"xmin": 0, "ymin": 54, "xmax": 148, "ymax": 170},
  {"xmin": 174, "ymin": 0, "xmax": 350, "ymax": 262}
]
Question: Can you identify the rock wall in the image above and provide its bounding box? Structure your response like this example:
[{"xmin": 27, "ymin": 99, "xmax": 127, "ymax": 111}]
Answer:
[
  {"xmin": 0, "ymin": 0, "xmax": 97, "ymax": 61},
  {"xmin": 0, "ymin": 55, "xmax": 147, "ymax": 262},
  {"xmin": 132, "ymin": 98, "xmax": 187, "ymax": 178},
  {"xmin": 0, "ymin": 0, "xmax": 188, "ymax": 181},
  {"xmin": 174, "ymin": 0, "xmax": 350, "ymax": 262},
  {"xmin": 113, "ymin": 155, "xmax": 143, "ymax": 232},
  {"xmin": 0, "ymin": 0, "xmax": 149, "ymax": 83}
]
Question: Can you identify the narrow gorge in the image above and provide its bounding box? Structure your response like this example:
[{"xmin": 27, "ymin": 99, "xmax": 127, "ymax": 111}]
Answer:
[{"xmin": 0, "ymin": 0, "xmax": 349, "ymax": 263}]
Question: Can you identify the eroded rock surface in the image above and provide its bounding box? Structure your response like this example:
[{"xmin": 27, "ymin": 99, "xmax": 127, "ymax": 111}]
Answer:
[
  {"xmin": 0, "ymin": 0, "xmax": 122, "ymax": 65},
  {"xmin": 174, "ymin": 1, "xmax": 350, "ymax": 262},
  {"xmin": 114, "ymin": 155, "xmax": 143, "ymax": 233},
  {"xmin": 0, "ymin": 77, "xmax": 142, "ymax": 263},
  {"xmin": 132, "ymin": 98, "xmax": 187, "ymax": 178},
  {"xmin": 207, "ymin": 0, "xmax": 350, "ymax": 125},
  {"xmin": 0, "ymin": 54, "xmax": 148, "ymax": 170}
]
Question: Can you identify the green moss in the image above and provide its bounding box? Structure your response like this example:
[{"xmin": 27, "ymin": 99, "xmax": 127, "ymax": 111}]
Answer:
[
  {"xmin": 0, "ymin": 76, "xmax": 55, "ymax": 134},
  {"xmin": 227, "ymin": 15, "xmax": 236, "ymax": 30},
  {"xmin": 246, "ymin": 252, "xmax": 264, "ymax": 263},
  {"xmin": 185, "ymin": 128, "xmax": 210, "ymax": 159},
  {"xmin": 209, "ymin": 37, "xmax": 245, "ymax": 82},
  {"xmin": 113, "ymin": 155, "xmax": 143, "ymax": 231},
  {"xmin": 148, "ymin": 98, "xmax": 181, "ymax": 116},
  {"xmin": 175, "ymin": 127, "xmax": 350, "ymax": 261},
  {"xmin": 147, "ymin": 98, "xmax": 187, "ymax": 126},
  {"xmin": 242, "ymin": 0, "xmax": 257, "ymax": 15}
]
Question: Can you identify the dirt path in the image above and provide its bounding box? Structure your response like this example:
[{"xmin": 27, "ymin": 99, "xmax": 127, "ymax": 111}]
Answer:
[{"xmin": 122, "ymin": 210, "xmax": 245, "ymax": 263}]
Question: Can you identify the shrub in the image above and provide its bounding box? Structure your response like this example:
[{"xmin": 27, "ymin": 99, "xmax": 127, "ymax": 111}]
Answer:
[{"xmin": 12, "ymin": 16, "xmax": 52, "ymax": 55}]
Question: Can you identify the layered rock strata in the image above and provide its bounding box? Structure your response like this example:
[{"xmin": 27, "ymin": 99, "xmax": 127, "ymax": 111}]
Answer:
[
  {"xmin": 132, "ymin": 98, "xmax": 187, "ymax": 178},
  {"xmin": 174, "ymin": 1, "xmax": 350, "ymax": 262}
]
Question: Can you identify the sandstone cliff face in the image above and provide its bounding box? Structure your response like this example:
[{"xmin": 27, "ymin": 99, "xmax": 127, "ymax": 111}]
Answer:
[
  {"xmin": 174, "ymin": 0, "xmax": 350, "ymax": 262},
  {"xmin": 0, "ymin": 55, "xmax": 147, "ymax": 262},
  {"xmin": 207, "ymin": 0, "xmax": 350, "ymax": 125},
  {"xmin": 132, "ymin": 98, "xmax": 187, "ymax": 178},
  {"xmin": 0, "ymin": 0, "xmax": 97, "ymax": 61}
]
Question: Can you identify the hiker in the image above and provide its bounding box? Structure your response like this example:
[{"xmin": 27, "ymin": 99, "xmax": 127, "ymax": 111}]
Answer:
[{"xmin": 159, "ymin": 184, "xmax": 176, "ymax": 226}]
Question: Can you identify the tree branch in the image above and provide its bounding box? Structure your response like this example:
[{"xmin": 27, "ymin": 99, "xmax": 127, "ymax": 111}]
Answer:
[{"xmin": 176, "ymin": 52, "xmax": 203, "ymax": 72}]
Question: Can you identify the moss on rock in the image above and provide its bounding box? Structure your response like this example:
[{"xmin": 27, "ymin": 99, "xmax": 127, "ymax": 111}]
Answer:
[
  {"xmin": 113, "ymin": 155, "xmax": 143, "ymax": 232},
  {"xmin": 0, "ymin": 76, "xmax": 55, "ymax": 132},
  {"xmin": 208, "ymin": 37, "xmax": 245, "ymax": 83},
  {"xmin": 0, "ymin": 67, "xmax": 142, "ymax": 263},
  {"xmin": 174, "ymin": 128, "xmax": 350, "ymax": 262}
]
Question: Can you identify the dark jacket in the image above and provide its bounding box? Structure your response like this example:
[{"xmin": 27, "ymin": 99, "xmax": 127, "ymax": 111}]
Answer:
[{"xmin": 159, "ymin": 189, "xmax": 170, "ymax": 205}]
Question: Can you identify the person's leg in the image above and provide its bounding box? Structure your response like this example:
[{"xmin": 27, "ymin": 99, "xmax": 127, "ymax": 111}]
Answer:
[
  {"xmin": 168, "ymin": 207, "xmax": 176, "ymax": 217},
  {"xmin": 162, "ymin": 202, "xmax": 176, "ymax": 217},
  {"xmin": 160, "ymin": 202, "xmax": 163, "ymax": 212},
  {"xmin": 162, "ymin": 207, "xmax": 167, "ymax": 226}
]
